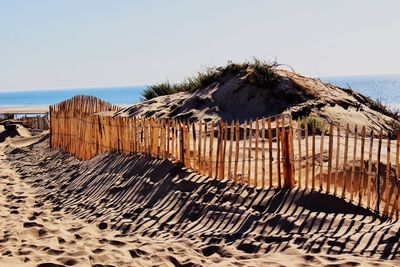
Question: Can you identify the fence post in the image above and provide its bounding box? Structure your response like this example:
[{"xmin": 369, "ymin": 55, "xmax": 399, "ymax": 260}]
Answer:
[
  {"xmin": 282, "ymin": 127, "xmax": 295, "ymax": 188},
  {"xmin": 180, "ymin": 122, "xmax": 185, "ymax": 164},
  {"xmin": 49, "ymin": 106, "xmax": 53, "ymax": 148},
  {"xmin": 376, "ymin": 129, "xmax": 383, "ymax": 214}
]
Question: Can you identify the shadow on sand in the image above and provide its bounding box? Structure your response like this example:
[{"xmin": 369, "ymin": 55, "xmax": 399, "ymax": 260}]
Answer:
[{"xmin": 8, "ymin": 140, "xmax": 400, "ymax": 262}]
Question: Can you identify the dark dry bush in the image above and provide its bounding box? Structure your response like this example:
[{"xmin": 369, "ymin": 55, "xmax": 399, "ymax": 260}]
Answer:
[{"xmin": 141, "ymin": 58, "xmax": 281, "ymax": 101}]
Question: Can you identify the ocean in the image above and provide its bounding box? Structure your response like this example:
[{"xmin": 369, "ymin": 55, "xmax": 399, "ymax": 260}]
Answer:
[
  {"xmin": 0, "ymin": 74, "xmax": 399, "ymax": 108},
  {"xmin": 0, "ymin": 86, "xmax": 146, "ymax": 108},
  {"xmin": 322, "ymin": 73, "xmax": 400, "ymax": 109}
]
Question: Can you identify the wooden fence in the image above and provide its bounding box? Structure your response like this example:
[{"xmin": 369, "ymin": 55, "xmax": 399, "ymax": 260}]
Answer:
[
  {"xmin": 49, "ymin": 96, "xmax": 400, "ymax": 220},
  {"xmin": 29, "ymin": 115, "xmax": 50, "ymax": 130},
  {"xmin": 50, "ymin": 95, "xmax": 121, "ymax": 113}
]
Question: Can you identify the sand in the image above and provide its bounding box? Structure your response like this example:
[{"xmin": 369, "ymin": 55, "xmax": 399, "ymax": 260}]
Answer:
[
  {"xmin": 0, "ymin": 134, "xmax": 398, "ymax": 266},
  {"xmin": 0, "ymin": 106, "xmax": 49, "ymax": 115},
  {"xmin": 0, "ymin": 136, "xmax": 228, "ymax": 266}
]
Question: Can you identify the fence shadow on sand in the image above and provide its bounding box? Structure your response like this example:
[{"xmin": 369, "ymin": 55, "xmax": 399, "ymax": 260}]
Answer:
[{"xmin": 10, "ymin": 143, "xmax": 400, "ymax": 262}]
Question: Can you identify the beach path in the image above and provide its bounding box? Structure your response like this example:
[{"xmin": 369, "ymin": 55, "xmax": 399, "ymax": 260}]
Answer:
[{"xmin": 0, "ymin": 140, "xmax": 208, "ymax": 267}]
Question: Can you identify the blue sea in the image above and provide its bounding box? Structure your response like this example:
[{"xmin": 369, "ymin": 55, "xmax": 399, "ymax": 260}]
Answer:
[
  {"xmin": 0, "ymin": 86, "xmax": 146, "ymax": 108},
  {"xmin": 322, "ymin": 73, "xmax": 400, "ymax": 109},
  {"xmin": 0, "ymin": 74, "xmax": 399, "ymax": 108}
]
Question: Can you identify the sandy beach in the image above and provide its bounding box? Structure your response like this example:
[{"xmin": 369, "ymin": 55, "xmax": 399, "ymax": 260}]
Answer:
[
  {"xmin": 0, "ymin": 129, "xmax": 398, "ymax": 266},
  {"xmin": 0, "ymin": 135, "xmax": 236, "ymax": 266},
  {"xmin": 0, "ymin": 106, "xmax": 49, "ymax": 115}
]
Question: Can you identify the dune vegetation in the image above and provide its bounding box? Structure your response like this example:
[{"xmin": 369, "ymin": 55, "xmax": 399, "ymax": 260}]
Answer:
[{"xmin": 141, "ymin": 59, "xmax": 280, "ymax": 101}]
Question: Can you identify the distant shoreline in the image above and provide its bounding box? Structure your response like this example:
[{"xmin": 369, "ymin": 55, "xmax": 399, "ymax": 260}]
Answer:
[
  {"xmin": 0, "ymin": 106, "xmax": 49, "ymax": 114},
  {"xmin": 0, "ymin": 104, "xmax": 131, "ymax": 115}
]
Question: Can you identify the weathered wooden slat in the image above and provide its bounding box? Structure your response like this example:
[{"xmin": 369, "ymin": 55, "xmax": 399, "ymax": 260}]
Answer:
[
  {"xmin": 376, "ymin": 129, "xmax": 383, "ymax": 214},
  {"xmin": 191, "ymin": 121, "xmax": 197, "ymax": 170},
  {"xmin": 172, "ymin": 120, "xmax": 175, "ymax": 160},
  {"xmin": 255, "ymin": 119, "xmax": 259, "ymax": 187},
  {"xmin": 179, "ymin": 121, "xmax": 184, "ymax": 164},
  {"xmin": 198, "ymin": 122, "xmax": 203, "ymax": 174},
  {"xmin": 216, "ymin": 122, "xmax": 223, "ymax": 179},
  {"xmin": 209, "ymin": 121, "xmax": 215, "ymax": 177},
  {"xmin": 396, "ymin": 134, "xmax": 400, "ymax": 219},
  {"xmin": 176, "ymin": 120, "xmax": 180, "ymax": 161},
  {"xmin": 155, "ymin": 118, "xmax": 159, "ymax": 157},
  {"xmin": 312, "ymin": 120, "xmax": 316, "ymax": 190},
  {"xmin": 159, "ymin": 119, "xmax": 164, "ymax": 158},
  {"xmin": 261, "ymin": 118, "xmax": 266, "ymax": 188},
  {"xmin": 350, "ymin": 126, "xmax": 358, "ymax": 202},
  {"xmin": 228, "ymin": 121, "xmax": 234, "ymax": 180},
  {"xmin": 163, "ymin": 119, "xmax": 167, "ymax": 158},
  {"xmin": 268, "ymin": 117, "xmax": 273, "ymax": 188},
  {"xmin": 143, "ymin": 118, "xmax": 147, "ymax": 154},
  {"xmin": 305, "ymin": 120, "xmax": 309, "ymax": 189},
  {"xmin": 186, "ymin": 121, "xmax": 191, "ymax": 168},
  {"xmin": 281, "ymin": 116, "xmax": 286, "ymax": 188},
  {"xmin": 383, "ymin": 135, "xmax": 391, "ymax": 217},
  {"xmin": 171, "ymin": 120, "xmax": 175, "ymax": 161},
  {"xmin": 319, "ymin": 122, "xmax": 326, "ymax": 191},
  {"xmin": 241, "ymin": 120, "xmax": 247, "ymax": 184},
  {"xmin": 166, "ymin": 119, "xmax": 170, "ymax": 157},
  {"xmin": 133, "ymin": 117, "xmax": 137, "ymax": 153},
  {"xmin": 297, "ymin": 118, "xmax": 302, "ymax": 188},
  {"xmin": 164, "ymin": 119, "xmax": 168, "ymax": 158},
  {"xmin": 216, "ymin": 122, "xmax": 222, "ymax": 179},
  {"xmin": 234, "ymin": 120, "xmax": 240, "ymax": 182},
  {"xmin": 283, "ymin": 127, "xmax": 295, "ymax": 188},
  {"xmin": 358, "ymin": 126, "xmax": 366, "ymax": 205},
  {"xmin": 341, "ymin": 124, "xmax": 350, "ymax": 199},
  {"xmin": 276, "ymin": 117, "xmax": 282, "ymax": 188},
  {"xmin": 247, "ymin": 120, "xmax": 253, "ymax": 184},
  {"xmin": 202, "ymin": 122, "xmax": 207, "ymax": 175},
  {"xmin": 289, "ymin": 116, "xmax": 296, "ymax": 183},
  {"xmin": 327, "ymin": 124, "xmax": 334, "ymax": 193},
  {"xmin": 367, "ymin": 129, "xmax": 374, "ymax": 209},
  {"xmin": 222, "ymin": 122, "xmax": 228, "ymax": 179}
]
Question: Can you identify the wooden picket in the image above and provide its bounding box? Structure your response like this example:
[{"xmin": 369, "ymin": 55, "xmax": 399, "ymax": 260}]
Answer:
[{"xmin": 49, "ymin": 96, "xmax": 400, "ymax": 221}]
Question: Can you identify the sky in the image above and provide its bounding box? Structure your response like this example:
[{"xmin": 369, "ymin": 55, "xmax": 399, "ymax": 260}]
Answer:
[{"xmin": 1, "ymin": 0, "xmax": 400, "ymax": 91}]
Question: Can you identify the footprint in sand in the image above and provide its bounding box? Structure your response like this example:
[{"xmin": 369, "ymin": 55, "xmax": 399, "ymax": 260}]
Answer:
[
  {"xmin": 0, "ymin": 237, "xmax": 9, "ymax": 243},
  {"xmin": 109, "ymin": 240, "xmax": 126, "ymax": 248},
  {"xmin": 32, "ymin": 211, "xmax": 43, "ymax": 217},
  {"xmin": 34, "ymin": 202, "xmax": 44, "ymax": 208},
  {"xmin": 38, "ymin": 228, "xmax": 48, "ymax": 237},
  {"xmin": 37, "ymin": 263, "xmax": 65, "ymax": 267},
  {"xmin": 129, "ymin": 248, "xmax": 149, "ymax": 258},
  {"xmin": 92, "ymin": 248, "xmax": 104, "ymax": 254},
  {"xmin": 23, "ymin": 221, "xmax": 43, "ymax": 228},
  {"xmin": 67, "ymin": 226, "xmax": 84, "ymax": 233},
  {"xmin": 98, "ymin": 222, "xmax": 108, "ymax": 230},
  {"xmin": 17, "ymin": 248, "xmax": 32, "ymax": 256},
  {"xmin": 42, "ymin": 247, "xmax": 65, "ymax": 256},
  {"xmin": 201, "ymin": 244, "xmax": 222, "ymax": 257},
  {"xmin": 2, "ymin": 250, "xmax": 12, "ymax": 256},
  {"xmin": 57, "ymin": 257, "xmax": 79, "ymax": 266}
]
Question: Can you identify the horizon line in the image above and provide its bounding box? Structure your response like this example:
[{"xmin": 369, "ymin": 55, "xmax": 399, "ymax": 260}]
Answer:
[{"xmin": 1, "ymin": 71, "xmax": 399, "ymax": 93}]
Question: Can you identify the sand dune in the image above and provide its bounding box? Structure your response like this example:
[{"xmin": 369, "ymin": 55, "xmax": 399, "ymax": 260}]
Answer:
[
  {"xmin": 112, "ymin": 69, "xmax": 398, "ymax": 134},
  {"xmin": 1, "ymin": 135, "xmax": 398, "ymax": 266}
]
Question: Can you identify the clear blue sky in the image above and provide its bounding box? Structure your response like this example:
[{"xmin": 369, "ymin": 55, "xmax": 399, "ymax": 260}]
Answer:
[{"xmin": 1, "ymin": 0, "xmax": 399, "ymax": 91}]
